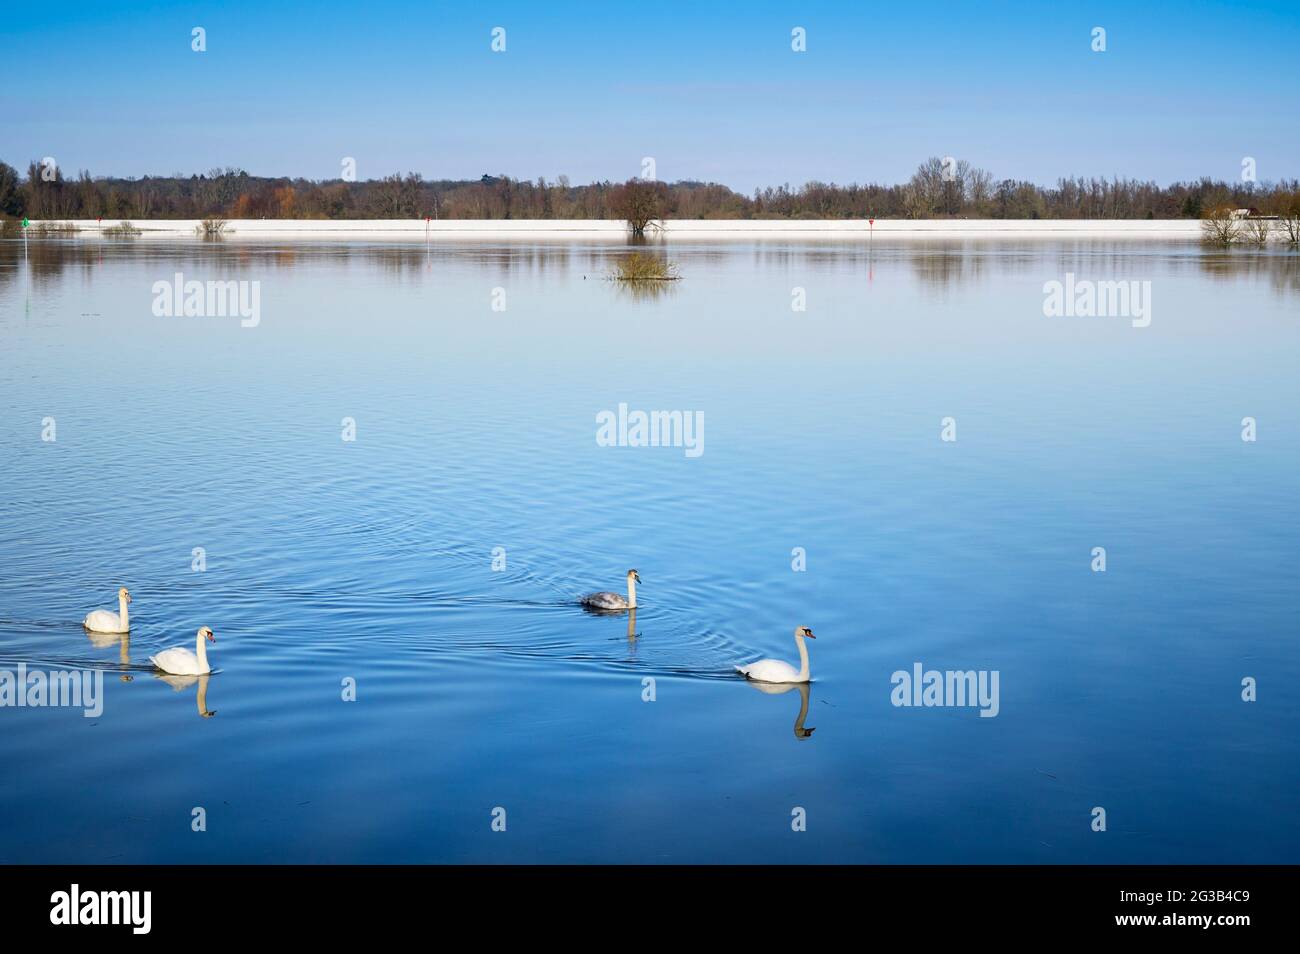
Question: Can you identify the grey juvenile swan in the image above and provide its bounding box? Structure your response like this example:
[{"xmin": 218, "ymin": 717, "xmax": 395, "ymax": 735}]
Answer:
[{"xmin": 581, "ymin": 569, "xmax": 640, "ymax": 611}]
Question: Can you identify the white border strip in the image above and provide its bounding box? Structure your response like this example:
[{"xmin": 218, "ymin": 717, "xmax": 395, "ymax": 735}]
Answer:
[{"xmin": 23, "ymin": 218, "xmax": 1207, "ymax": 240}]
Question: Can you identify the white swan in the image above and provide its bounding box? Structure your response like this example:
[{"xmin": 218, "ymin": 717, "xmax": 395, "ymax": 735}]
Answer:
[
  {"xmin": 150, "ymin": 627, "xmax": 216, "ymax": 676},
  {"xmin": 581, "ymin": 569, "xmax": 640, "ymax": 611},
  {"xmin": 84, "ymin": 587, "xmax": 131, "ymax": 634},
  {"xmin": 736, "ymin": 626, "xmax": 815, "ymax": 684}
]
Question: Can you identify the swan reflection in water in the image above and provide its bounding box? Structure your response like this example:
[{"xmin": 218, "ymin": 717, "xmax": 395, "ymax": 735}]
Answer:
[
  {"xmin": 155, "ymin": 672, "xmax": 216, "ymax": 718},
  {"xmin": 624, "ymin": 609, "xmax": 641, "ymax": 660},
  {"xmin": 84, "ymin": 630, "xmax": 134, "ymax": 683},
  {"xmin": 744, "ymin": 679, "xmax": 816, "ymax": 740},
  {"xmin": 581, "ymin": 602, "xmax": 642, "ymax": 657}
]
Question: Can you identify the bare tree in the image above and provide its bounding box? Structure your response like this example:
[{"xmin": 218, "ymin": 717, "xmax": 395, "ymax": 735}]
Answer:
[
  {"xmin": 609, "ymin": 179, "xmax": 667, "ymax": 236},
  {"xmin": 942, "ymin": 159, "xmax": 970, "ymax": 215},
  {"xmin": 1201, "ymin": 205, "xmax": 1241, "ymax": 245},
  {"xmin": 901, "ymin": 185, "xmax": 928, "ymax": 219},
  {"xmin": 966, "ymin": 166, "xmax": 993, "ymax": 215},
  {"xmin": 368, "ymin": 173, "xmax": 422, "ymax": 218},
  {"xmin": 0, "ymin": 161, "xmax": 20, "ymax": 216},
  {"xmin": 907, "ymin": 157, "xmax": 945, "ymax": 216},
  {"xmin": 1244, "ymin": 216, "xmax": 1272, "ymax": 244},
  {"xmin": 1270, "ymin": 188, "xmax": 1300, "ymax": 245}
]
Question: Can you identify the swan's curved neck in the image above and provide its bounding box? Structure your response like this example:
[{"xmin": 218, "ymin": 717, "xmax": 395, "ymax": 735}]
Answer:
[
  {"xmin": 794, "ymin": 635, "xmax": 810, "ymax": 682},
  {"xmin": 195, "ymin": 634, "xmax": 210, "ymax": 672},
  {"xmin": 118, "ymin": 595, "xmax": 129, "ymax": 629},
  {"xmin": 626, "ymin": 576, "xmax": 637, "ymax": 609}
]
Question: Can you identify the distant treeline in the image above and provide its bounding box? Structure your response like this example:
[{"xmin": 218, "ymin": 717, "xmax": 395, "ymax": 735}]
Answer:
[{"xmin": 2, "ymin": 157, "xmax": 1297, "ymax": 221}]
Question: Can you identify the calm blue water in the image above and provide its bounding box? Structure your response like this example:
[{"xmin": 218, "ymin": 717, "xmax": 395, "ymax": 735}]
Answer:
[{"xmin": 1, "ymin": 236, "xmax": 1297, "ymax": 863}]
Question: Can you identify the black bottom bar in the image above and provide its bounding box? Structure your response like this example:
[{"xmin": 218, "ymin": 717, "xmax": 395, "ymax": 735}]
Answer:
[{"xmin": 0, "ymin": 865, "xmax": 1285, "ymax": 939}]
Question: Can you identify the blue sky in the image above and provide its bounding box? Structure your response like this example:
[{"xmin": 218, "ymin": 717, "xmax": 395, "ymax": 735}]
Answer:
[{"xmin": 4, "ymin": 0, "xmax": 1298, "ymax": 191}]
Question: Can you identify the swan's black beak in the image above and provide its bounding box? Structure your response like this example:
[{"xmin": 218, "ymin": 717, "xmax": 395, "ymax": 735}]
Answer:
[
  {"xmin": 804, "ymin": 630, "xmax": 815, "ymax": 638},
  {"xmin": 206, "ymin": 631, "xmax": 216, "ymax": 643}
]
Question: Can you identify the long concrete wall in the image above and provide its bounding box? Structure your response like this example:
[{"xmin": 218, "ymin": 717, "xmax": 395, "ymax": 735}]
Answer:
[{"xmin": 23, "ymin": 218, "xmax": 1208, "ymax": 240}]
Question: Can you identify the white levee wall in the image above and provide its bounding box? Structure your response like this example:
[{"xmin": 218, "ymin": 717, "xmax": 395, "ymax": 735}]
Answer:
[{"xmin": 23, "ymin": 219, "xmax": 1208, "ymax": 240}]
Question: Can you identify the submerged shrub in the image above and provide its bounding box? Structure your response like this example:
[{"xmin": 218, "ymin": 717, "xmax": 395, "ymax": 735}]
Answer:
[
  {"xmin": 1201, "ymin": 206, "xmax": 1241, "ymax": 246},
  {"xmin": 609, "ymin": 252, "xmax": 679, "ymax": 281},
  {"xmin": 29, "ymin": 221, "xmax": 81, "ymax": 235},
  {"xmin": 197, "ymin": 218, "xmax": 228, "ymax": 237}
]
